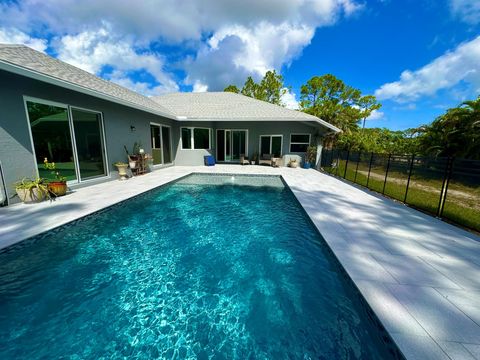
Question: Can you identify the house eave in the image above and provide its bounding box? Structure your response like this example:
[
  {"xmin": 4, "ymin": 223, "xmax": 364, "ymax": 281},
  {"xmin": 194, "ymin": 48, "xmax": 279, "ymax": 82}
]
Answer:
[{"xmin": 0, "ymin": 60, "xmax": 177, "ymax": 120}]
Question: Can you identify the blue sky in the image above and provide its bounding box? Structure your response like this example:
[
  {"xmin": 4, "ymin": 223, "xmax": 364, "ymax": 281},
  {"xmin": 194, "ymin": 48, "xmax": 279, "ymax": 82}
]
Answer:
[{"xmin": 0, "ymin": 0, "xmax": 479, "ymax": 130}]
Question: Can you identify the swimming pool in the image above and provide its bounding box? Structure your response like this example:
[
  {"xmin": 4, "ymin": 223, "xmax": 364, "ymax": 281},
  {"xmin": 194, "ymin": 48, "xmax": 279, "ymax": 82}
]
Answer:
[{"xmin": 0, "ymin": 174, "xmax": 401, "ymax": 359}]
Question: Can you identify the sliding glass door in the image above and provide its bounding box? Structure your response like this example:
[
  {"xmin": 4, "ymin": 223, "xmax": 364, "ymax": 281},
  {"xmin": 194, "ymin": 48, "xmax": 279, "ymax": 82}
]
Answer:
[
  {"xmin": 71, "ymin": 108, "xmax": 107, "ymax": 180},
  {"xmin": 150, "ymin": 124, "xmax": 172, "ymax": 166},
  {"xmin": 26, "ymin": 98, "xmax": 108, "ymax": 183},
  {"xmin": 216, "ymin": 129, "xmax": 248, "ymax": 162},
  {"xmin": 26, "ymin": 101, "xmax": 77, "ymax": 181}
]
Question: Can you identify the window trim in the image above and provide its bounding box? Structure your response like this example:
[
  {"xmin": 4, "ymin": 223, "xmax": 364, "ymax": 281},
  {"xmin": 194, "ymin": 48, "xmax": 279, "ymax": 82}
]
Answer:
[
  {"xmin": 289, "ymin": 133, "xmax": 311, "ymax": 153},
  {"xmin": 180, "ymin": 126, "xmax": 211, "ymax": 150},
  {"xmin": 259, "ymin": 134, "xmax": 283, "ymax": 157}
]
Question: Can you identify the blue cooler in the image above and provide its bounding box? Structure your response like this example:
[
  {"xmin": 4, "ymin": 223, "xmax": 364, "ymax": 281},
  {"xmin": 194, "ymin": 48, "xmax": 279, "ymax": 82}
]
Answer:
[{"xmin": 204, "ymin": 155, "xmax": 215, "ymax": 166}]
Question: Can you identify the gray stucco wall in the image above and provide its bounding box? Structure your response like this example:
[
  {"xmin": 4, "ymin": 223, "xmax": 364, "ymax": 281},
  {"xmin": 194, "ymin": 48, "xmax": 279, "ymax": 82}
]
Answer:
[
  {"xmin": 175, "ymin": 121, "xmax": 324, "ymax": 165},
  {"xmin": 0, "ymin": 70, "xmax": 175, "ymax": 204}
]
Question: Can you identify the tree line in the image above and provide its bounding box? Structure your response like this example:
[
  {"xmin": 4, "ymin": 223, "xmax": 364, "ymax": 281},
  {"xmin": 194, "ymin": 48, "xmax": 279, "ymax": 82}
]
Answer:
[{"xmin": 224, "ymin": 72, "xmax": 480, "ymax": 160}]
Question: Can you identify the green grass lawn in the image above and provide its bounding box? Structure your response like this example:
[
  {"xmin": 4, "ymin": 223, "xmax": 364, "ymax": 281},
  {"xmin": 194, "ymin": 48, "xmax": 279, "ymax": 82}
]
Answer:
[{"xmin": 322, "ymin": 160, "xmax": 480, "ymax": 232}]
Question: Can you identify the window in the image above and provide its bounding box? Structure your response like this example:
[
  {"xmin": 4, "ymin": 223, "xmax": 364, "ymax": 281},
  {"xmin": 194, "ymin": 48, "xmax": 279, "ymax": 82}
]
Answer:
[
  {"xmin": 181, "ymin": 127, "xmax": 210, "ymax": 149},
  {"xmin": 290, "ymin": 134, "xmax": 311, "ymax": 153},
  {"xmin": 194, "ymin": 128, "xmax": 210, "ymax": 149},
  {"xmin": 259, "ymin": 135, "xmax": 282, "ymax": 157},
  {"xmin": 181, "ymin": 128, "xmax": 192, "ymax": 149}
]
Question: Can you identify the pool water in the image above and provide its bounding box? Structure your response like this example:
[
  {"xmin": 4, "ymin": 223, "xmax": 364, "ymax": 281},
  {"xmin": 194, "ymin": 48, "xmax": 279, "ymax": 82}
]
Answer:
[{"xmin": 0, "ymin": 174, "xmax": 398, "ymax": 359}]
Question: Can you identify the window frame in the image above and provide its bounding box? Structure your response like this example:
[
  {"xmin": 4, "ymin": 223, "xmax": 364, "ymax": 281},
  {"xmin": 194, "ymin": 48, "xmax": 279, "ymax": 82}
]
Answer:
[
  {"xmin": 289, "ymin": 133, "xmax": 311, "ymax": 153},
  {"xmin": 180, "ymin": 126, "xmax": 211, "ymax": 150},
  {"xmin": 258, "ymin": 134, "xmax": 283, "ymax": 157}
]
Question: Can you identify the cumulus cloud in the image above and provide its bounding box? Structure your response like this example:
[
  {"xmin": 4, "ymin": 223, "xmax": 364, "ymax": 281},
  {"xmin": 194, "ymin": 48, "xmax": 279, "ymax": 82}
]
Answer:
[
  {"xmin": 375, "ymin": 36, "xmax": 480, "ymax": 102},
  {"xmin": 0, "ymin": 0, "xmax": 362, "ymax": 94},
  {"xmin": 450, "ymin": 0, "xmax": 480, "ymax": 24},
  {"xmin": 54, "ymin": 26, "xmax": 178, "ymax": 95},
  {"xmin": 281, "ymin": 89, "xmax": 300, "ymax": 109},
  {"xmin": 0, "ymin": 27, "xmax": 47, "ymax": 52},
  {"xmin": 366, "ymin": 109, "xmax": 384, "ymax": 120}
]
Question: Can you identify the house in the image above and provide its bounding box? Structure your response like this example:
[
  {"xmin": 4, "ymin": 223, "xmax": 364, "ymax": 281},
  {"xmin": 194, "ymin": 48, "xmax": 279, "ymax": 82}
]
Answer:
[{"xmin": 0, "ymin": 44, "xmax": 340, "ymax": 205}]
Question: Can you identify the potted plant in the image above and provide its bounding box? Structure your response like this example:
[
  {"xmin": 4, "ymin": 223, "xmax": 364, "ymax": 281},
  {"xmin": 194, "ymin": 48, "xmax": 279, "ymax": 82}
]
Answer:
[
  {"xmin": 304, "ymin": 146, "xmax": 317, "ymax": 169},
  {"xmin": 43, "ymin": 158, "xmax": 67, "ymax": 196},
  {"xmin": 288, "ymin": 159, "xmax": 298, "ymax": 168},
  {"xmin": 114, "ymin": 162, "xmax": 129, "ymax": 180},
  {"xmin": 15, "ymin": 178, "xmax": 50, "ymax": 203}
]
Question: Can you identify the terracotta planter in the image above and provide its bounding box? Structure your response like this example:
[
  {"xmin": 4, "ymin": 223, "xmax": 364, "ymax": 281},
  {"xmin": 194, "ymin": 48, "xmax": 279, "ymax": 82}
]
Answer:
[
  {"xmin": 15, "ymin": 188, "xmax": 47, "ymax": 203},
  {"xmin": 48, "ymin": 181, "xmax": 67, "ymax": 196}
]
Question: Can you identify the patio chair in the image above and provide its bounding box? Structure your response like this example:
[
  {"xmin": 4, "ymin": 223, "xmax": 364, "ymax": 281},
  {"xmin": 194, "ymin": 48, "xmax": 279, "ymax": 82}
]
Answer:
[
  {"xmin": 240, "ymin": 154, "xmax": 250, "ymax": 165},
  {"xmin": 259, "ymin": 154, "xmax": 273, "ymax": 166}
]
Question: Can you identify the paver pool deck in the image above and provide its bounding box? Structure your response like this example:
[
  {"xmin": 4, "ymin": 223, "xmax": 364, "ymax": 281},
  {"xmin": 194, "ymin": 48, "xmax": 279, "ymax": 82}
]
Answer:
[{"xmin": 0, "ymin": 165, "xmax": 479, "ymax": 360}]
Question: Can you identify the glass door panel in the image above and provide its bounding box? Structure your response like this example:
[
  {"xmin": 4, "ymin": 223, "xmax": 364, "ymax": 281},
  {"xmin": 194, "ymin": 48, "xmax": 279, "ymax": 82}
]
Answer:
[
  {"xmin": 232, "ymin": 130, "xmax": 246, "ymax": 161},
  {"xmin": 260, "ymin": 136, "xmax": 270, "ymax": 156},
  {"xmin": 26, "ymin": 101, "xmax": 77, "ymax": 181},
  {"xmin": 216, "ymin": 130, "xmax": 225, "ymax": 162},
  {"xmin": 161, "ymin": 126, "xmax": 172, "ymax": 163},
  {"xmin": 272, "ymin": 136, "xmax": 282, "ymax": 157},
  {"xmin": 225, "ymin": 130, "xmax": 231, "ymax": 161},
  {"xmin": 71, "ymin": 108, "xmax": 107, "ymax": 180},
  {"xmin": 151, "ymin": 125, "xmax": 162, "ymax": 165}
]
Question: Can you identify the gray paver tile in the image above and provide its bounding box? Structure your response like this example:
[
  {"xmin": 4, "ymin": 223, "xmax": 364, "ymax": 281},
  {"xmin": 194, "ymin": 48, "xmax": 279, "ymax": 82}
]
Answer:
[
  {"xmin": 435, "ymin": 288, "xmax": 480, "ymax": 327},
  {"xmin": 390, "ymin": 333, "xmax": 450, "ymax": 360},
  {"xmin": 387, "ymin": 284, "xmax": 480, "ymax": 343},
  {"xmin": 439, "ymin": 341, "xmax": 477, "ymax": 360},
  {"xmin": 333, "ymin": 251, "xmax": 398, "ymax": 283},
  {"xmin": 355, "ymin": 280, "xmax": 428, "ymax": 336},
  {"xmin": 373, "ymin": 254, "xmax": 461, "ymax": 288},
  {"xmin": 463, "ymin": 344, "xmax": 480, "ymax": 359}
]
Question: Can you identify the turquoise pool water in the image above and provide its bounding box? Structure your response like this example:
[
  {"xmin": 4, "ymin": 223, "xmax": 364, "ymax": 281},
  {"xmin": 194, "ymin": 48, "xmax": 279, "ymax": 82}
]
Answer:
[{"xmin": 0, "ymin": 174, "xmax": 399, "ymax": 359}]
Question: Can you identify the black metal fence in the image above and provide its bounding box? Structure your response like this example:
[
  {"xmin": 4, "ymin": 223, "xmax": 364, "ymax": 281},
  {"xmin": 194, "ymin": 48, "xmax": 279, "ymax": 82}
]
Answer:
[{"xmin": 320, "ymin": 149, "xmax": 480, "ymax": 232}]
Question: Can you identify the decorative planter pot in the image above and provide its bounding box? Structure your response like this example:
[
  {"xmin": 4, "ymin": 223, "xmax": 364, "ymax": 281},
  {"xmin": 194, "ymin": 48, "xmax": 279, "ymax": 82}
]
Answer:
[
  {"xmin": 48, "ymin": 181, "xmax": 67, "ymax": 196},
  {"xmin": 115, "ymin": 164, "xmax": 129, "ymax": 180},
  {"xmin": 289, "ymin": 161, "xmax": 298, "ymax": 168},
  {"xmin": 15, "ymin": 188, "xmax": 47, "ymax": 203},
  {"xmin": 251, "ymin": 161, "xmax": 256, "ymax": 165},
  {"xmin": 129, "ymin": 161, "xmax": 137, "ymax": 169},
  {"xmin": 303, "ymin": 163, "xmax": 311, "ymax": 169}
]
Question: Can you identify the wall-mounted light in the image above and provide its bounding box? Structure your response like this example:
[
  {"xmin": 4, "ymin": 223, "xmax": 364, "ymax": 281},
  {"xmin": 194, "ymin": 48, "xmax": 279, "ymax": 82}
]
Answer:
[{"xmin": 130, "ymin": 125, "xmax": 136, "ymax": 132}]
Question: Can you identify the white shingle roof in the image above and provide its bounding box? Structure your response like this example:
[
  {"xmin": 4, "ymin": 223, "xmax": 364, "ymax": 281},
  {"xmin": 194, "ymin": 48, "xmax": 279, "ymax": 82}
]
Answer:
[
  {"xmin": 0, "ymin": 44, "xmax": 174, "ymax": 118},
  {"xmin": 152, "ymin": 92, "xmax": 340, "ymax": 132},
  {"xmin": 0, "ymin": 44, "xmax": 340, "ymax": 132}
]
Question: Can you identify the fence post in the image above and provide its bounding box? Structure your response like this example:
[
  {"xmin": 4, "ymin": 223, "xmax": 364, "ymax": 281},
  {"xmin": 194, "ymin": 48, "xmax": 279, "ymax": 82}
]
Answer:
[
  {"xmin": 343, "ymin": 149, "xmax": 350, "ymax": 179},
  {"xmin": 366, "ymin": 152, "xmax": 374, "ymax": 188},
  {"xmin": 382, "ymin": 154, "xmax": 392, "ymax": 195},
  {"xmin": 354, "ymin": 151, "xmax": 361, "ymax": 184},
  {"xmin": 335, "ymin": 150, "xmax": 341, "ymax": 176},
  {"xmin": 438, "ymin": 157, "xmax": 454, "ymax": 218},
  {"xmin": 404, "ymin": 154, "xmax": 415, "ymax": 203}
]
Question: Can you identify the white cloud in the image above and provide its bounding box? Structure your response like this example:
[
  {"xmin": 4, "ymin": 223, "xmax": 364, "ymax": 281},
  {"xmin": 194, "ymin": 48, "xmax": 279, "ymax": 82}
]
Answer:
[
  {"xmin": 366, "ymin": 109, "xmax": 384, "ymax": 120},
  {"xmin": 375, "ymin": 36, "xmax": 480, "ymax": 102},
  {"xmin": 54, "ymin": 26, "xmax": 178, "ymax": 95},
  {"xmin": 0, "ymin": 27, "xmax": 47, "ymax": 52},
  {"xmin": 281, "ymin": 88, "xmax": 300, "ymax": 109},
  {"xmin": 450, "ymin": 0, "xmax": 480, "ymax": 24},
  {"xmin": 0, "ymin": 0, "xmax": 362, "ymax": 93},
  {"xmin": 185, "ymin": 22, "xmax": 314, "ymax": 90}
]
